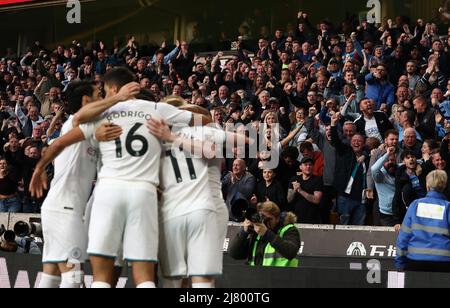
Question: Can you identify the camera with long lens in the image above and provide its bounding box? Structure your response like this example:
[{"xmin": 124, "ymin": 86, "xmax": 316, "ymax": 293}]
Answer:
[
  {"xmin": 0, "ymin": 224, "xmax": 16, "ymax": 243},
  {"xmin": 2, "ymin": 231, "xmax": 16, "ymax": 243},
  {"xmin": 231, "ymin": 195, "xmax": 263, "ymax": 224},
  {"xmin": 13, "ymin": 220, "xmax": 42, "ymax": 238},
  {"xmin": 0, "ymin": 220, "xmax": 43, "ymax": 254},
  {"xmin": 244, "ymin": 206, "xmax": 264, "ymax": 224}
]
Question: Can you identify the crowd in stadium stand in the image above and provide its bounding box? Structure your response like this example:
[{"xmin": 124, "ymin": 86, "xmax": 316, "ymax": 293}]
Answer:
[{"xmin": 1, "ymin": 11, "xmax": 450, "ymax": 228}]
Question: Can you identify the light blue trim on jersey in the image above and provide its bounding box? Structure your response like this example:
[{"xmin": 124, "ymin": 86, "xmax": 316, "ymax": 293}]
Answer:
[{"xmin": 124, "ymin": 258, "xmax": 159, "ymax": 263}]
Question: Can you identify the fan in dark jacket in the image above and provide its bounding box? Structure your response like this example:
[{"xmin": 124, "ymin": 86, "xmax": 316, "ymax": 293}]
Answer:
[
  {"xmin": 413, "ymin": 96, "xmax": 436, "ymax": 141},
  {"xmin": 171, "ymin": 41, "xmax": 195, "ymax": 81},
  {"xmin": 354, "ymin": 98, "xmax": 394, "ymax": 143},
  {"xmin": 253, "ymin": 169, "xmax": 288, "ymax": 211},
  {"xmin": 392, "ymin": 150, "xmax": 426, "ymax": 225},
  {"xmin": 276, "ymin": 147, "xmax": 301, "ymax": 195},
  {"xmin": 330, "ymin": 113, "xmax": 370, "ymax": 225},
  {"xmin": 419, "ymin": 143, "xmax": 450, "ymax": 200}
]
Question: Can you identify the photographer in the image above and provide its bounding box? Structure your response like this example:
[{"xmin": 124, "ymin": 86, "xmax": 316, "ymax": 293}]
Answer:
[
  {"xmin": 229, "ymin": 201, "xmax": 301, "ymax": 268},
  {"xmin": 0, "ymin": 236, "xmax": 41, "ymax": 255},
  {"xmin": 0, "ymin": 231, "xmax": 41, "ymax": 255}
]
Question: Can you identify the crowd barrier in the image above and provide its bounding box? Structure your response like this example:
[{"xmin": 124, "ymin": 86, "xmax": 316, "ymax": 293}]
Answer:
[
  {"xmin": 0, "ymin": 213, "xmax": 41, "ymax": 231},
  {"xmin": 226, "ymin": 223, "xmax": 397, "ymax": 260},
  {"xmin": 0, "ymin": 213, "xmax": 448, "ymax": 288},
  {"xmin": 0, "ymin": 214, "xmax": 397, "ymax": 259},
  {"xmin": 0, "ymin": 252, "xmax": 448, "ymax": 288},
  {"xmin": 1, "ymin": 214, "xmax": 398, "ymax": 261}
]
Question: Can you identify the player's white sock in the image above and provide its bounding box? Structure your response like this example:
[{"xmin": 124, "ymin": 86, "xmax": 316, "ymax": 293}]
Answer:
[
  {"xmin": 162, "ymin": 279, "xmax": 182, "ymax": 288},
  {"xmin": 60, "ymin": 271, "xmax": 84, "ymax": 288},
  {"xmin": 38, "ymin": 273, "xmax": 61, "ymax": 288},
  {"xmin": 91, "ymin": 281, "xmax": 111, "ymax": 288},
  {"xmin": 192, "ymin": 282, "xmax": 214, "ymax": 289},
  {"xmin": 136, "ymin": 281, "xmax": 156, "ymax": 288}
]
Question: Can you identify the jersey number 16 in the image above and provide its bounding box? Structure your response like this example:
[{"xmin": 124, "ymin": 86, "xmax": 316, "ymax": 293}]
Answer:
[{"xmin": 115, "ymin": 123, "xmax": 148, "ymax": 158}]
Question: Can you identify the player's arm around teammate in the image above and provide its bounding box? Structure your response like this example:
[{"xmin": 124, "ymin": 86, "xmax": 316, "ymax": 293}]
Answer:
[
  {"xmin": 147, "ymin": 112, "xmax": 251, "ymax": 289},
  {"xmin": 147, "ymin": 118, "xmax": 252, "ymax": 158},
  {"xmin": 71, "ymin": 82, "xmax": 140, "ymax": 127},
  {"xmin": 30, "ymin": 82, "xmax": 139, "ymax": 198},
  {"xmin": 30, "ymin": 124, "xmax": 122, "ymax": 198},
  {"xmin": 163, "ymin": 96, "xmax": 213, "ymax": 127}
]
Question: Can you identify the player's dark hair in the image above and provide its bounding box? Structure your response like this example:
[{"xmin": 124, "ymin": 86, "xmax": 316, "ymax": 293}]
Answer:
[
  {"xmin": 136, "ymin": 89, "xmax": 156, "ymax": 102},
  {"xmin": 103, "ymin": 67, "xmax": 135, "ymax": 90},
  {"xmin": 64, "ymin": 80, "xmax": 96, "ymax": 115}
]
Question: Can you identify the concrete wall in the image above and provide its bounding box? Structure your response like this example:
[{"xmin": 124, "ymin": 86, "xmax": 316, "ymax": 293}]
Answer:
[
  {"xmin": 0, "ymin": 214, "xmax": 8, "ymax": 231},
  {"xmin": 8, "ymin": 214, "xmax": 41, "ymax": 230},
  {"xmin": 1, "ymin": 0, "xmax": 446, "ymax": 56}
]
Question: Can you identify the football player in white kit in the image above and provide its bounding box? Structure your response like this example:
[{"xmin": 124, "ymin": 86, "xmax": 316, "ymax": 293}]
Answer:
[
  {"xmin": 148, "ymin": 101, "xmax": 249, "ymax": 288},
  {"xmin": 29, "ymin": 80, "xmax": 140, "ymax": 288},
  {"xmin": 157, "ymin": 123, "xmax": 220, "ymax": 288},
  {"xmin": 85, "ymin": 68, "xmax": 214, "ymax": 288},
  {"xmin": 43, "ymin": 68, "xmax": 208, "ymax": 288}
]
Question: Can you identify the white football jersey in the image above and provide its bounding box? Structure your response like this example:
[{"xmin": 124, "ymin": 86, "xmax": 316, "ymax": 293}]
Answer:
[
  {"xmin": 159, "ymin": 126, "xmax": 227, "ymax": 220},
  {"xmin": 208, "ymin": 158, "xmax": 226, "ymax": 208},
  {"xmin": 79, "ymin": 100, "xmax": 192, "ymax": 186},
  {"xmin": 42, "ymin": 115, "xmax": 99, "ymax": 215},
  {"xmin": 199, "ymin": 126, "xmax": 228, "ymax": 210}
]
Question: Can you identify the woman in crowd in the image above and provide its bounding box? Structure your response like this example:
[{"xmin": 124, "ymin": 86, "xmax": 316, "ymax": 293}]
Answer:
[{"xmin": 0, "ymin": 159, "xmax": 20, "ymax": 213}]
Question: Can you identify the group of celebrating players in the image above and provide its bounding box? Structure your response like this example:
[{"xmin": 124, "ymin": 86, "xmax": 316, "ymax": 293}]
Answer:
[{"xmin": 29, "ymin": 67, "xmax": 243, "ymax": 288}]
